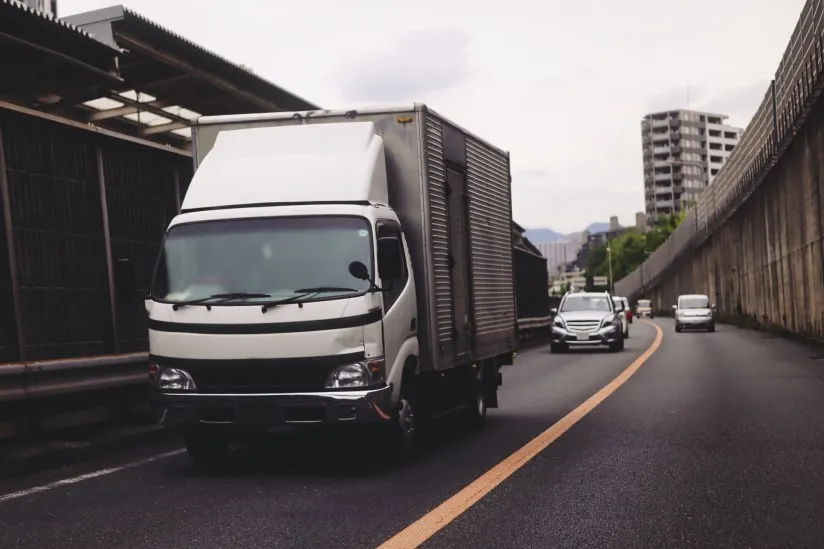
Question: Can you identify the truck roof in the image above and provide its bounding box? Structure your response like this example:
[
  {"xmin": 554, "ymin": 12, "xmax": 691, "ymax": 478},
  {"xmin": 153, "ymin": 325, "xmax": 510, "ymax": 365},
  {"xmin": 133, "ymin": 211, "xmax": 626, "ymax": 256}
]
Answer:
[{"xmin": 182, "ymin": 121, "xmax": 388, "ymax": 211}]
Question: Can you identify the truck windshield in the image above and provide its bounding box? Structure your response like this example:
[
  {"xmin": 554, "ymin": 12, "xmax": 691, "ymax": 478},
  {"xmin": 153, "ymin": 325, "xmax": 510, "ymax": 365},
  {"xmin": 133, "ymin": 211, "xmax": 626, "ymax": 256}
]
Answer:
[
  {"xmin": 151, "ymin": 216, "xmax": 373, "ymax": 304},
  {"xmin": 560, "ymin": 295, "xmax": 611, "ymax": 312},
  {"xmin": 679, "ymin": 296, "xmax": 710, "ymax": 309}
]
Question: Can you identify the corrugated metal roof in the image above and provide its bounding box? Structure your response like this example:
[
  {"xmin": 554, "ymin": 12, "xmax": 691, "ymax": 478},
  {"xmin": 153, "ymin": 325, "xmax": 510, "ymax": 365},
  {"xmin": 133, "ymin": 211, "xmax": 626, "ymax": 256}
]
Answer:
[
  {"xmin": 1, "ymin": 0, "xmax": 122, "ymax": 52},
  {"xmin": 119, "ymin": 6, "xmax": 319, "ymax": 110}
]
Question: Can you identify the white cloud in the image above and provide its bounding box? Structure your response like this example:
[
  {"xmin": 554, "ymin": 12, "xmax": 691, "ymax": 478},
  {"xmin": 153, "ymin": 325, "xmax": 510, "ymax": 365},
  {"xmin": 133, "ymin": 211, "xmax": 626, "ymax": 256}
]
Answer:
[{"xmin": 61, "ymin": 0, "xmax": 808, "ymax": 233}]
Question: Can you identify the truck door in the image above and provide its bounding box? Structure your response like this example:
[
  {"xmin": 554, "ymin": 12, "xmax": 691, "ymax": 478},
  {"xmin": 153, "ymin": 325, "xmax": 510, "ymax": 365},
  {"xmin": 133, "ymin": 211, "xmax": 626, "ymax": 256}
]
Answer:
[{"xmin": 445, "ymin": 165, "xmax": 473, "ymax": 359}]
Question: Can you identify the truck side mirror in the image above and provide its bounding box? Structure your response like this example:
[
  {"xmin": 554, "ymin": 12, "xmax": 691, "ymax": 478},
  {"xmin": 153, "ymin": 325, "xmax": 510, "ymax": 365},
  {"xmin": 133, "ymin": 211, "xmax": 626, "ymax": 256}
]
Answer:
[
  {"xmin": 377, "ymin": 236, "xmax": 403, "ymax": 281},
  {"xmin": 348, "ymin": 261, "xmax": 370, "ymax": 281},
  {"xmin": 114, "ymin": 258, "xmax": 137, "ymax": 299}
]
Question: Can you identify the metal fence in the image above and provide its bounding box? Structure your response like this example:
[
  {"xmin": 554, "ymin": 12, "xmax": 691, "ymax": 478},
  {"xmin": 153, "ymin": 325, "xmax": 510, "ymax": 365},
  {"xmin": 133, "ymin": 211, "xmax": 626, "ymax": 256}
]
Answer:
[
  {"xmin": 616, "ymin": 0, "xmax": 824, "ymax": 300},
  {"xmin": 0, "ymin": 105, "xmax": 192, "ymax": 364}
]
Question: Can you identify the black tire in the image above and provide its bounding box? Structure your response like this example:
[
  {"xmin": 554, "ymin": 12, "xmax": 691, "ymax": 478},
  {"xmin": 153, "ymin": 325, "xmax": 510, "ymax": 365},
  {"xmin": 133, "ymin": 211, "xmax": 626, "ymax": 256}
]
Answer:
[
  {"xmin": 675, "ymin": 323, "xmax": 681, "ymax": 333},
  {"xmin": 609, "ymin": 337, "xmax": 623, "ymax": 352},
  {"xmin": 708, "ymin": 324, "xmax": 715, "ymax": 333},
  {"xmin": 379, "ymin": 379, "xmax": 417, "ymax": 465},
  {"xmin": 465, "ymin": 364, "xmax": 487, "ymax": 430},
  {"xmin": 624, "ymin": 329, "xmax": 630, "ymax": 339},
  {"xmin": 184, "ymin": 428, "xmax": 231, "ymax": 469}
]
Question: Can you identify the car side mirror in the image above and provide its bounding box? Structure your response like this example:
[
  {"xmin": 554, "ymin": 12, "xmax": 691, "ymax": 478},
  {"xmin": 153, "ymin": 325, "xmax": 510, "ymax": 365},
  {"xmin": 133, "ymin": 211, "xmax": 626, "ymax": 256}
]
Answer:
[
  {"xmin": 114, "ymin": 258, "xmax": 137, "ymax": 299},
  {"xmin": 672, "ymin": 304, "xmax": 677, "ymax": 310},
  {"xmin": 377, "ymin": 236, "xmax": 403, "ymax": 281},
  {"xmin": 550, "ymin": 307, "xmax": 558, "ymax": 314},
  {"xmin": 711, "ymin": 304, "xmax": 717, "ymax": 310}
]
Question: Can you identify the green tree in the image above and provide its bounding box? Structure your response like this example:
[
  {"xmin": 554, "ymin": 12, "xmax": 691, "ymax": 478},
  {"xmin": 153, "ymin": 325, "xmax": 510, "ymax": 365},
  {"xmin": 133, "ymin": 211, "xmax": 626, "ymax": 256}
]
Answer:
[{"xmin": 585, "ymin": 212, "xmax": 686, "ymax": 287}]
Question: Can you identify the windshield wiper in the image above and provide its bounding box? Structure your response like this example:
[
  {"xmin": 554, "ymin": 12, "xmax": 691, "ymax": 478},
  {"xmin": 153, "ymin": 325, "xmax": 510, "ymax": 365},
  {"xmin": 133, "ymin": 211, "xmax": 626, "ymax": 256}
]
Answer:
[
  {"xmin": 293, "ymin": 286, "xmax": 360, "ymax": 293},
  {"xmin": 171, "ymin": 292, "xmax": 271, "ymax": 311},
  {"xmin": 260, "ymin": 290, "xmax": 320, "ymax": 313}
]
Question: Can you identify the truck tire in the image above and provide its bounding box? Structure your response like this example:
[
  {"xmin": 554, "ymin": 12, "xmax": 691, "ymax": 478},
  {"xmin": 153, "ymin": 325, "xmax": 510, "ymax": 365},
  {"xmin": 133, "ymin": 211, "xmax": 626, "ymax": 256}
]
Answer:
[
  {"xmin": 465, "ymin": 364, "xmax": 487, "ymax": 429},
  {"xmin": 380, "ymin": 377, "xmax": 417, "ymax": 465},
  {"xmin": 184, "ymin": 428, "xmax": 231, "ymax": 468}
]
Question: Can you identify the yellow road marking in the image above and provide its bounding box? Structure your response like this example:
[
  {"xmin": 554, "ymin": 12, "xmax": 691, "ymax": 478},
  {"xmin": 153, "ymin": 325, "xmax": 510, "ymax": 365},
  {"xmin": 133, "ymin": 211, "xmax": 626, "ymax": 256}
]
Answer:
[{"xmin": 378, "ymin": 320, "xmax": 664, "ymax": 549}]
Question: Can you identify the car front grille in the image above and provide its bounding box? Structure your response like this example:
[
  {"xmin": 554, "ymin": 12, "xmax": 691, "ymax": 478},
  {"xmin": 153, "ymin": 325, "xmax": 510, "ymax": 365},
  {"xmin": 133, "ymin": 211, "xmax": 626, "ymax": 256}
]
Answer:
[{"xmin": 565, "ymin": 319, "xmax": 601, "ymax": 333}]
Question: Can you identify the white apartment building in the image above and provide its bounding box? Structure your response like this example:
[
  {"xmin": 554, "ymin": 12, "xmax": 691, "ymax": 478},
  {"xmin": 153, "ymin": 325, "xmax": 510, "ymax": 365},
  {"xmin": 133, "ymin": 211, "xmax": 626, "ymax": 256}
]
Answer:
[{"xmin": 641, "ymin": 109, "xmax": 742, "ymax": 224}]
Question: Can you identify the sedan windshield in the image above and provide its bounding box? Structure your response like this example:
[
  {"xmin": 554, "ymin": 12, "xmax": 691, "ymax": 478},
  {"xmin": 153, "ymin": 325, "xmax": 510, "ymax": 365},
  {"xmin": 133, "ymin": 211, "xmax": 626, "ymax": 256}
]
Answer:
[
  {"xmin": 151, "ymin": 216, "xmax": 373, "ymax": 304},
  {"xmin": 560, "ymin": 295, "xmax": 612, "ymax": 313},
  {"xmin": 679, "ymin": 296, "xmax": 710, "ymax": 309}
]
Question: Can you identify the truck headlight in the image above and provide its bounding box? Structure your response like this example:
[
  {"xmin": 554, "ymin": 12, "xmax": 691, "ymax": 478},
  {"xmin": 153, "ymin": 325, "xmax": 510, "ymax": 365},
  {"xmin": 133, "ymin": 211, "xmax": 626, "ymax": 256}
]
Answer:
[
  {"xmin": 157, "ymin": 367, "xmax": 197, "ymax": 391},
  {"xmin": 326, "ymin": 358, "xmax": 385, "ymax": 389}
]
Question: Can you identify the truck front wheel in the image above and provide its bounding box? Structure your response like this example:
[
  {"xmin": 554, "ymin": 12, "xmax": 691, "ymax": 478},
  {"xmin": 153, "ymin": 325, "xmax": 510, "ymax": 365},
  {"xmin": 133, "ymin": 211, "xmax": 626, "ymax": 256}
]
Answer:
[
  {"xmin": 184, "ymin": 428, "xmax": 231, "ymax": 468},
  {"xmin": 380, "ymin": 381, "xmax": 417, "ymax": 465}
]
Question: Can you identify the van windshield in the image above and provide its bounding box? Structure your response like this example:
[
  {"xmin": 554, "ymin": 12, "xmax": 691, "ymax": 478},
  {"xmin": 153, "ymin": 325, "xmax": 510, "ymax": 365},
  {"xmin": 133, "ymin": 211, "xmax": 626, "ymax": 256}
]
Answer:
[
  {"xmin": 679, "ymin": 296, "xmax": 710, "ymax": 309},
  {"xmin": 151, "ymin": 216, "xmax": 373, "ymax": 304},
  {"xmin": 638, "ymin": 300, "xmax": 651, "ymax": 307}
]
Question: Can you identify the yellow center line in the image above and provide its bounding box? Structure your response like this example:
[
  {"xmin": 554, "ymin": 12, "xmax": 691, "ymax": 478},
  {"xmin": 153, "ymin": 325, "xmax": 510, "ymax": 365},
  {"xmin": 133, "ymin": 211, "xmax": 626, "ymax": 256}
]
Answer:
[{"xmin": 378, "ymin": 320, "xmax": 664, "ymax": 549}]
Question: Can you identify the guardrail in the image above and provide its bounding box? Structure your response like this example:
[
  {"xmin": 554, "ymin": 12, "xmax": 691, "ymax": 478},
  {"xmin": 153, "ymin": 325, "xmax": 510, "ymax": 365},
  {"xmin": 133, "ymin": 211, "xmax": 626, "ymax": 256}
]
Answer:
[
  {"xmin": 616, "ymin": 0, "xmax": 824, "ymax": 299},
  {"xmin": 0, "ymin": 352, "xmax": 149, "ymax": 402}
]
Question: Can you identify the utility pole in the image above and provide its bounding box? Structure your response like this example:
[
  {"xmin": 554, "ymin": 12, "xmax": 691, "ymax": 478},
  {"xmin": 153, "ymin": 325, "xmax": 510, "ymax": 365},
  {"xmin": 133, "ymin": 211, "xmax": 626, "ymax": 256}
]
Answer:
[{"xmin": 607, "ymin": 243, "xmax": 614, "ymax": 294}]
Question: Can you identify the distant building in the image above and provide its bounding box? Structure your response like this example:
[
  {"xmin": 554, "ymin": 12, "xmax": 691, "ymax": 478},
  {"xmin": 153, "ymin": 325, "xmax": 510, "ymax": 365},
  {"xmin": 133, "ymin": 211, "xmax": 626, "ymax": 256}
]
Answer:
[
  {"xmin": 635, "ymin": 212, "xmax": 647, "ymax": 233},
  {"xmin": 18, "ymin": 0, "xmax": 57, "ymax": 16},
  {"xmin": 570, "ymin": 220, "xmax": 635, "ymax": 271},
  {"xmin": 641, "ymin": 109, "xmax": 742, "ymax": 225},
  {"xmin": 535, "ymin": 241, "xmax": 580, "ymax": 277}
]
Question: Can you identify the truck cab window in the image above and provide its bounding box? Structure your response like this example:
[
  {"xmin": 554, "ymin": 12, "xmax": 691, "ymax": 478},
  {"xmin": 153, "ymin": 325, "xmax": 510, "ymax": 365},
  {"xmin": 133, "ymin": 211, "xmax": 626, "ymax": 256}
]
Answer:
[{"xmin": 378, "ymin": 224, "xmax": 408, "ymax": 310}]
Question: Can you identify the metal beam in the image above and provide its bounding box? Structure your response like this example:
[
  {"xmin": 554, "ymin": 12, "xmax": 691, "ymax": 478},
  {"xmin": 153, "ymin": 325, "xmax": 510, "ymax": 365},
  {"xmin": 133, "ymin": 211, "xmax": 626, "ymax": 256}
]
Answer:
[
  {"xmin": 0, "ymin": 123, "xmax": 26, "ymax": 361},
  {"xmin": 96, "ymin": 145, "xmax": 120, "ymax": 354},
  {"xmin": 88, "ymin": 99, "xmax": 172, "ymax": 121},
  {"xmin": 0, "ymin": 99, "xmax": 191, "ymax": 157},
  {"xmin": 141, "ymin": 121, "xmax": 187, "ymax": 136},
  {"xmin": 115, "ymin": 32, "xmax": 283, "ymax": 112},
  {"xmin": 105, "ymin": 92, "xmax": 190, "ymax": 126}
]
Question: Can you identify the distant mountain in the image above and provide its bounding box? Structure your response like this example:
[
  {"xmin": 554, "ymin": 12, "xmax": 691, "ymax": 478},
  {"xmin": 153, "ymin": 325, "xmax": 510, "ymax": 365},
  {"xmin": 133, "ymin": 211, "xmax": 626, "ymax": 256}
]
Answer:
[
  {"xmin": 584, "ymin": 222, "xmax": 611, "ymax": 234},
  {"xmin": 523, "ymin": 222, "xmax": 613, "ymax": 244},
  {"xmin": 523, "ymin": 228, "xmax": 566, "ymax": 244}
]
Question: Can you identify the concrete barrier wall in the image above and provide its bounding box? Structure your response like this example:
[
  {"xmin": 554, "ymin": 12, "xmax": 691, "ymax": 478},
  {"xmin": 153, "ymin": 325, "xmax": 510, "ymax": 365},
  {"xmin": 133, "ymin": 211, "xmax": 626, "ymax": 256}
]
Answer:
[
  {"xmin": 616, "ymin": 0, "xmax": 824, "ymax": 339},
  {"xmin": 644, "ymin": 100, "xmax": 824, "ymax": 338}
]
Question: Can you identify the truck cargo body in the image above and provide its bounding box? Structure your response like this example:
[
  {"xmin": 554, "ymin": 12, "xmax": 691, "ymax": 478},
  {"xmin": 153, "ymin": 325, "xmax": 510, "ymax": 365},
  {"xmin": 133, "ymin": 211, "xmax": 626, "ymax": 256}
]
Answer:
[{"xmin": 148, "ymin": 104, "xmax": 517, "ymax": 465}]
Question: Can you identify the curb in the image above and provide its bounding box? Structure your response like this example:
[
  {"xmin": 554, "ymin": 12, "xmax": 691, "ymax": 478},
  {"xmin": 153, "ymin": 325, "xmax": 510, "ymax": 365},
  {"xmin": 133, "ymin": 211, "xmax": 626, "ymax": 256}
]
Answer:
[{"xmin": 0, "ymin": 423, "xmax": 179, "ymax": 482}]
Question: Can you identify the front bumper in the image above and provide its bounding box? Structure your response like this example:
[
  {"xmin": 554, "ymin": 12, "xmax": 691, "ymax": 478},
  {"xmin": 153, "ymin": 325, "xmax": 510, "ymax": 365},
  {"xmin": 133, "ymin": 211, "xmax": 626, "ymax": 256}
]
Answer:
[
  {"xmin": 551, "ymin": 325, "xmax": 620, "ymax": 347},
  {"xmin": 154, "ymin": 385, "xmax": 394, "ymax": 428},
  {"xmin": 676, "ymin": 316, "xmax": 714, "ymax": 329}
]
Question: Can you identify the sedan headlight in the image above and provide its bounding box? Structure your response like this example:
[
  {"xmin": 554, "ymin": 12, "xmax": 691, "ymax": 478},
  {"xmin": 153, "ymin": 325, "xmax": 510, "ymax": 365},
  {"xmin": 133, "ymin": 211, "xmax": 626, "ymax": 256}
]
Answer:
[
  {"xmin": 600, "ymin": 316, "xmax": 614, "ymax": 329},
  {"xmin": 553, "ymin": 316, "xmax": 565, "ymax": 328},
  {"xmin": 156, "ymin": 367, "xmax": 197, "ymax": 391},
  {"xmin": 326, "ymin": 357, "xmax": 385, "ymax": 389}
]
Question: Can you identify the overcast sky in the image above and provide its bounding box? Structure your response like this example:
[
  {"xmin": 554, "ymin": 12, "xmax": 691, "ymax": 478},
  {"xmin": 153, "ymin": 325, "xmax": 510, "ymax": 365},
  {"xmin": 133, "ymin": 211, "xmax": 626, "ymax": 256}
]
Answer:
[{"xmin": 62, "ymin": 0, "xmax": 807, "ymax": 233}]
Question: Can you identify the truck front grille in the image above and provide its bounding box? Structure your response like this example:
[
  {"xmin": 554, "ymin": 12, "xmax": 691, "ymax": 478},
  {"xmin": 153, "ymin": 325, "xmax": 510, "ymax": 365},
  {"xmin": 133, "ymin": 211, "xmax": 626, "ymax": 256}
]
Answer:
[{"xmin": 157, "ymin": 353, "xmax": 364, "ymax": 394}]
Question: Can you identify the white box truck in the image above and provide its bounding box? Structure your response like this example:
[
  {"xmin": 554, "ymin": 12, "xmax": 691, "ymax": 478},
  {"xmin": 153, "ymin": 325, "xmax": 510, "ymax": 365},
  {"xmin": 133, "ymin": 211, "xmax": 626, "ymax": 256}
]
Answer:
[{"xmin": 147, "ymin": 104, "xmax": 518, "ymax": 466}]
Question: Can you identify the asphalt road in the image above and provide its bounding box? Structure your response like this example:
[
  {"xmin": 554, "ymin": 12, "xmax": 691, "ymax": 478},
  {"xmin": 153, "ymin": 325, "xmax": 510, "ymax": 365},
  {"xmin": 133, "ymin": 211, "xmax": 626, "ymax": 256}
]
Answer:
[{"xmin": 2, "ymin": 319, "xmax": 824, "ymax": 548}]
